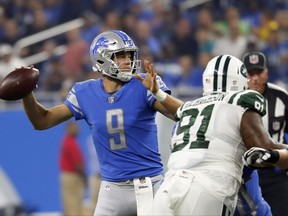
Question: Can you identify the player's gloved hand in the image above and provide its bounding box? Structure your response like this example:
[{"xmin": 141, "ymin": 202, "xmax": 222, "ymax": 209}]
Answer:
[{"xmin": 243, "ymin": 147, "xmax": 279, "ymax": 168}]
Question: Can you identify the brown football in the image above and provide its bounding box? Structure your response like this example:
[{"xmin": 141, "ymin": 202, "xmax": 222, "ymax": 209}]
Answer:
[{"xmin": 0, "ymin": 67, "xmax": 39, "ymax": 101}]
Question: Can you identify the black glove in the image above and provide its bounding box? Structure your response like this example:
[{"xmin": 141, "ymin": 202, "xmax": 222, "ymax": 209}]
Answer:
[{"xmin": 243, "ymin": 147, "xmax": 280, "ymax": 169}]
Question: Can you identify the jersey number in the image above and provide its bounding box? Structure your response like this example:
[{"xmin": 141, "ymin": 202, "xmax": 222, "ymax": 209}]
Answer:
[
  {"xmin": 106, "ymin": 109, "xmax": 127, "ymax": 150},
  {"xmin": 172, "ymin": 104, "xmax": 214, "ymax": 152}
]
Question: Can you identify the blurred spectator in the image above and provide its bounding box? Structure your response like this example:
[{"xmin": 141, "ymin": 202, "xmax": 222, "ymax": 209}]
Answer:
[
  {"xmin": 147, "ymin": 0, "xmax": 169, "ymax": 32},
  {"xmin": 275, "ymin": 10, "xmax": 288, "ymax": 42},
  {"xmin": 59, "ymin": 121, "xmax": 87, "ymax": 216},
  {"xmin": 162, "ymin": 55, "xmax": 202, "ymax": 89},
  {"xmin": 197, "ymin": 51, "xmax": 214, "ymax": 74},
  {"xmin": 43, "ymin": 0, "xmax": 64, "ymax": 25},
  {"xmin": 244, "ymin": 35, "xmax": 261, "ymax": 53},
  {"xmin": 23, "ymin": 8, "xmax": 52, "ymax": 57},
  {"xmin": 261, "ymin": 27, "xmax": 288, "ymax": 83},
  {"xmin": 195, "ymin": 8, "xmax": 214, "ymax": 31},
  {"xmin": 134, "ymin": 20, "xmax": 162, "ymax": 60},
  {"xmin": 213, "ymin": 18, "xmax": 248, "ymax": 59},
  {"xmin": 139, "ymin": 44, "xmax": 155, "ymax": 68},
  {"xmin": 214, "ymin": 6, "xmax": 250, "ymax": 37},
  {"xmin": 1, "ymin": 19, "xmax": 23, "ymax": 45},
  {"xmin": 126, "ymin": 0, "xmax": 151, "ymax": 20},
  {"xmin": 90, "ymin": 0, "xmax": 115, "ymax": 19},
  {"xmin": 41, "ymin": 56, "xmax": 65, "ymax": 92},
  {"xmin": 24, "ymin": 7, "xmax": 50, "ymax": 36},
  {"xmin": 171, "ymin": 17, "xmax": 198, "ymax": 59},
  {"xmin": 154, "ymin": 42, "xmax": 179, "ymax": 77},
  {"xmin": 101, "ymin": 11, "xmax": 121, "ymax": 31},
  {"xmin": 0, "ymin": 6, "xmax": 6, "ymax": 40},
  {"xmin": 255, "ymin": 9, "xmax": 278, "ymax": 43},
  {"xmin": 59, "ymin": 0, "xmax": 89, "ymax": 23},
  {"xmin": 80, "ymin": 11, "xmax": 100, "ymax": 45},
  {"xmin": 121, "ymin": 13, "xmax": 138, "ymax": 39},
  {"xmin": 195, "ymin": 27, "xmax": 214, "ymax": 53},
  {"xmin": 62, "ymin": 28, "xmax": 88, "ymax": 82},
  {"xmin": 153, "ymin": 8, "xmax": 177, "ymax": 47},
  {"xmin": 0, "ymin": 44, "xmax": 26, "ymax": 81}
]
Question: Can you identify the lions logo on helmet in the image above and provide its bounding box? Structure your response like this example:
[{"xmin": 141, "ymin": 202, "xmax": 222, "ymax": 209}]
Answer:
[
  {"xmin": 91, "ymin": 36, "xmax": 109, "ymax": 56},
  {"xmin": 90, "ymin": 30, "xmax": 141, "ymax": 82},
  {"xmin": 203, "ymin": 55, "xmax": 248, "ymax": 96}
]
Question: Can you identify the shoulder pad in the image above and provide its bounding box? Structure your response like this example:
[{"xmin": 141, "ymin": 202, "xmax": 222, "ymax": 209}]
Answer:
[{"xmin": 228, "ymin": 90, "xmax": 266, "ymax": 116}]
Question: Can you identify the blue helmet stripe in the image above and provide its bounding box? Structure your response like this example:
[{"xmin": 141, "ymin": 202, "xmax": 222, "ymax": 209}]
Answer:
[
  {"xmin": 111, "ymin": 30, "xmax": 129, "ymax": 41},
  {"xmin": 111, "ymin": 30, "xmax": 134, "ymax": 46}
]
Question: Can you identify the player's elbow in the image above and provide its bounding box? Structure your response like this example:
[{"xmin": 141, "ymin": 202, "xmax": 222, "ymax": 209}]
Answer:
[
  {"xmin": 32, "ymin": 123, "xmax": 48, "ymax": 130},
  {"xmin": 30, "ymin": 120, "xmax": 51, "ymax": 130}
]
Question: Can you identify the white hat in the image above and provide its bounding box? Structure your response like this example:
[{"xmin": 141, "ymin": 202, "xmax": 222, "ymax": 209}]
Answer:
[{"xmin": 0, "ymin": 44, "xmax": 13, "ymax": 56}]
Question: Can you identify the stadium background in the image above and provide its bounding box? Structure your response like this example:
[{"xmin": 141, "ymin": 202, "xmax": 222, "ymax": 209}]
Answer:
[{"xmin": 1, "ymin": 0, "xmax": 288, "ymax": 215}]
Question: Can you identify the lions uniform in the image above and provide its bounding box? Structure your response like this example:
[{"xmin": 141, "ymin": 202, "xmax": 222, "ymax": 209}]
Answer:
[
  {"xmin": 65, "ymin": 30, "xmax": 169, "ymax": 216},
  {"xmin": 65, "ymin": 75, "xmax": 169, "ymax": 181},
  {"xmin": 152, "ymin": 55, "xmax": 266, "ymax": 216},
  {"xmin": 65, "ymin": 75, "xmax": 169, "ymax": 215}
]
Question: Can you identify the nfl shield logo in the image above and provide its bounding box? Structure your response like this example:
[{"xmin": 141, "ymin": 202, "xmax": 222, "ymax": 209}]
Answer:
[
  {"xmin": 272, "ymin": 121, "xmax": 280, "ymax": 131},
  {"xmin": 249, "ymin": 55, "xmax": 259, "ymax": 64},
  {"xmin": 108, "ymin": 97, "xmax": 114, "ymax": 104}
]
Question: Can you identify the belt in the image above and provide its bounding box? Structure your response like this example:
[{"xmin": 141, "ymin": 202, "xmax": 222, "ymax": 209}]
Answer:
[{"xmin": 115, "ymin": 173, "xmax": 164, "ymax": 185}]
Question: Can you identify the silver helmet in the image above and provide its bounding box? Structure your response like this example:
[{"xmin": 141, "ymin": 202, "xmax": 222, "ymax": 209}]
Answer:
[
  {"xmin": 203, "ymin": 55, "xmax": 248, "ymax": 95},
  {"xmin": 90, "ymin": 30, "xmax": 141, "ymax": 82}
]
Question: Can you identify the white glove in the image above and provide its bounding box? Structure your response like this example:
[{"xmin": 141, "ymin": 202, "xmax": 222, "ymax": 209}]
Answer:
[{"xmin": 243, "ymin": 147, "xmax": 279, "ymax": 168}]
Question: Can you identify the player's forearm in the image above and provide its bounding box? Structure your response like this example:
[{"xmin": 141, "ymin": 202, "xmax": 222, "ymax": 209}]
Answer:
[
  {"xmin": 153, "ymin": 89, "xmax": 183, "ymax": 120},
  {"xmin": 22, "ymin": 92, "xmax": 50, "ymax": 130},
  {"xmin": 160, "ymin": 94, "xmax": 183, "ymax": 116},
  {"xmin": 274, "ymin": 149, "xmax": 288, "ymax": 170}
]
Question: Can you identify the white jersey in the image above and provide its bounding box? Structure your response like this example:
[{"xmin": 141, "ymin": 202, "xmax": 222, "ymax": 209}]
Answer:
[{"xmin": 168, "ymin": 90, "xmax": 266, "ymax": 183}]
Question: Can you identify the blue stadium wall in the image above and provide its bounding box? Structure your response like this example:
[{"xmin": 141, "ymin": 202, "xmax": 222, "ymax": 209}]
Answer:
[{"xmin": 0, "ymin": 110, "xmax": 91, "ymax": 213}]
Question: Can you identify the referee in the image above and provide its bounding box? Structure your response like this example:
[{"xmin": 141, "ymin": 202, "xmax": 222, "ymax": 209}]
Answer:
[{"xmin": 243, "ymin": 51, "xmax": 288, "ymax": 216}]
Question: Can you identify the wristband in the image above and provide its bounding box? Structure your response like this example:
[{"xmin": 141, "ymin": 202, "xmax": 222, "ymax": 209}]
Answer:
[
  {"xmin": 267, "ymin": 149, "xmax": 280, "ymax": 164},
  {"xmin": 153, "ymin": 89, "xmax": 167, "ymax": 102}
]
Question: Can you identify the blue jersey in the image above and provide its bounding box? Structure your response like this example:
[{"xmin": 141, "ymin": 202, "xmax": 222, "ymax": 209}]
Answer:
[
  {"xmin": 235, "ymin": 167, "xmax": 272, "ymax": 216},
  {"xmin": 65, "ymin": 75, "xmax": 170, "ymax": 181}
]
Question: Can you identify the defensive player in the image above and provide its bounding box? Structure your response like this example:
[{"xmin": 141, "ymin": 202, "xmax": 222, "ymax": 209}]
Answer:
[
  {"xmin": 137, "ymin": 54, "xmax": 288, "ymax": 215},
  {"xmin": 22, "ymin": 30, "xmax": 182, "ymax": 216}
]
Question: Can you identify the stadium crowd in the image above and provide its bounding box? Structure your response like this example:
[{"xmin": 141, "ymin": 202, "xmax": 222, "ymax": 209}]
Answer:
[{"xmin": 0, "ymin": 0, "xmax": 288, "ymax": 97}]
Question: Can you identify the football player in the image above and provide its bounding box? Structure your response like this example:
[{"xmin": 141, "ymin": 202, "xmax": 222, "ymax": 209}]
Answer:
[
  {"xmin": 22, "ymin": 30, "xmax": 182, "ymax": 216},
  {"xmin": 137, "ymin": 54, "xmax": 288, "ymax": 215}
]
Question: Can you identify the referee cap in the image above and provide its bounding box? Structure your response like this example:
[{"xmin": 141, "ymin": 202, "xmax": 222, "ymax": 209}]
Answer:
[{"xmin": 243, "ymin": 52, "xmax": 266, "ymax": 72}]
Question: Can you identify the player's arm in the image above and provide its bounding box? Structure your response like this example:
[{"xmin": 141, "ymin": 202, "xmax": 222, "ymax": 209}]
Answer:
[
  {"xmin": 152, "ymin": 94, "xmax": 183, "ymax": 120},
  {"xmin": 135, "ymin": 60, "xmax": 183, "ymax": 120},
  {"xmin": 243, "ymin": 147, "xmax": 288, "ymax": 170},
  {"xmin": 275, "ymin": 149, "xmax": 288, "ymax": 169},
  {"xmin": 240, "ymin": 109, "xmax": 288, "ymax": 150},
  {"xmin": 22, "ymin": 92, "xmax": 73, "ymax": 130}
]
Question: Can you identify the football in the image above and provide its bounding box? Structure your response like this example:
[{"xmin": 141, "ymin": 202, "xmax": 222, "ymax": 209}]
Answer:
[{"xmin": 0, "ymin": 66, "xmax": 39, "ymax": 101}]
